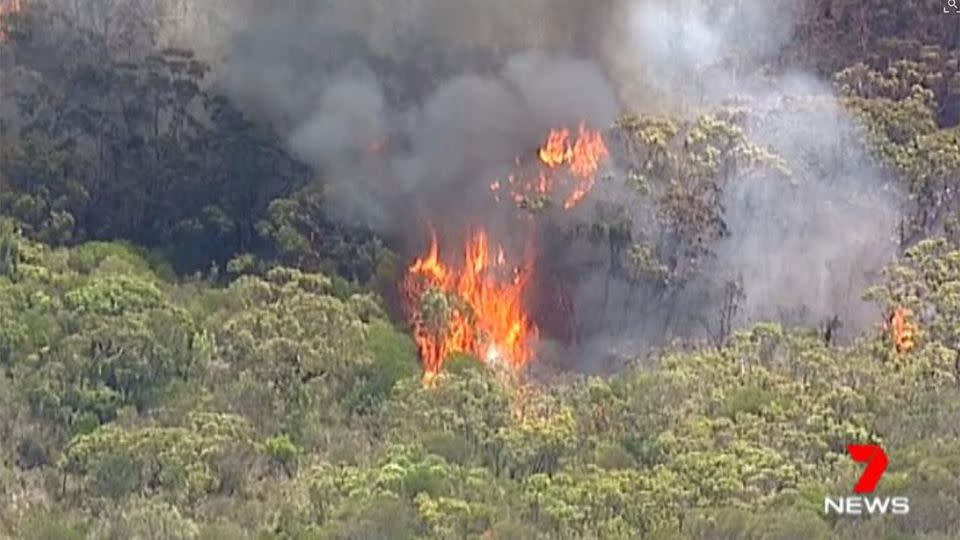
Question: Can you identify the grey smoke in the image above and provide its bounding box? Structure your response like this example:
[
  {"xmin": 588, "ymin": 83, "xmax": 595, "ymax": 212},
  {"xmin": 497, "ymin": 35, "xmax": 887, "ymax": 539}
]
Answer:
[
  {"xmin": 601, "ymin": 2, "xmax": 899, "ymax": 350},
  {"xmin": 290, "ymin": 69, "xmax": 386, "ymax": 164},
  {"xmin": 223, "ymin": 13, "xmax": 620, "ymax": 237},
  {"xmin": 717, "ymin": 77, "xmax": 900, "ymax": 335},
  {"xmin": 3, "ymin": 0, "xmax": 898, "ymax": 367},
  {"xmin": 610, "ymin": 1, "xmax": 804, "ymax": 111},
  {"xmin": 200, "ymin": 0, "xmax": 898, "ymax": 366}
]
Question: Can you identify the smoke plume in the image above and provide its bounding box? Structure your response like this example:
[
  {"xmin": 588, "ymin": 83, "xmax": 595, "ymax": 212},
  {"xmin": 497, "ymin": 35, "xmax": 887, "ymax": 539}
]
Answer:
[{"xmin": 205, "ymin": 0, "xmax": 899, "ymax": 369}]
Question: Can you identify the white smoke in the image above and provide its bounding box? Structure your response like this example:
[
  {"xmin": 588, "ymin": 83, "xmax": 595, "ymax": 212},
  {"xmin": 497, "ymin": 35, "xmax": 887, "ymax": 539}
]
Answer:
[{"xmin": 597, "ymin": 1, "xmax": 899, "ymax": 347}]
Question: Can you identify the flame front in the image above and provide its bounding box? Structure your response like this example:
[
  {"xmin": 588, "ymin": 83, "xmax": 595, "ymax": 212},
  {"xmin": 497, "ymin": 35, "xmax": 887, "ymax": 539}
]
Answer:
[{"xmin": 403, "ymin": 227, "xmax": 538, "ymax": 383}]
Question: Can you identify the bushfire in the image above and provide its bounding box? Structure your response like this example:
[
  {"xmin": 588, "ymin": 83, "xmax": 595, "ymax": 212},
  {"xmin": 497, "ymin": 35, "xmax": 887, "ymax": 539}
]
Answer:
[
  {"xmin": 403, "ymin": 227, "xmax": 538, "ymax": 386},
  {"xmin": 403, "ymin": 123, "xmax": 609, "ymax": 384}
]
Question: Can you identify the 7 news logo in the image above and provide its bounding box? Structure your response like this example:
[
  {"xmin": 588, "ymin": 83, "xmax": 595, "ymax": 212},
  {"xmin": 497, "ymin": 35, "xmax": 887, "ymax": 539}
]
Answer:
[{"xmin": 824, "ymin": 444, "xmax": 910, "ymax": 516}]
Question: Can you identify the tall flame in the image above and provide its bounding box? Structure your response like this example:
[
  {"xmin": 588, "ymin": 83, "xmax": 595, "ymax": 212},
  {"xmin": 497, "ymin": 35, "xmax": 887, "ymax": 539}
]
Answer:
[
  {"xmin": 403, "ymin": 227, "xmax": 538, "ymax": 384},
  {"xmin": 404, "ymin": 122, "xmax": 607, "ymax": 384}
]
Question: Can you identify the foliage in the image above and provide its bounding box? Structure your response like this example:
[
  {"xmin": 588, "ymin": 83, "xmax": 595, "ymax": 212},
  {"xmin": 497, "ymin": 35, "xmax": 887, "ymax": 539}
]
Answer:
[
  {"xmin": 3, "ymin": 1, "xmax": 960, "ymax": 538},
  {"xmin": 0, "ymin": 4, "xmax": 311, "ymax": 272},
  {"xmin": 2, "ymin": 215, "xmax": 960, "ymax": 539}
]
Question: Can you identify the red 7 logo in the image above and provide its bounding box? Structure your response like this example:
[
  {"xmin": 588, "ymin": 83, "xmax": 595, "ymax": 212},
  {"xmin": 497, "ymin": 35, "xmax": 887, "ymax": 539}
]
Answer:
[{"xmin": 848, "ymin": 444, "xmax": 889, "ymax": 494}]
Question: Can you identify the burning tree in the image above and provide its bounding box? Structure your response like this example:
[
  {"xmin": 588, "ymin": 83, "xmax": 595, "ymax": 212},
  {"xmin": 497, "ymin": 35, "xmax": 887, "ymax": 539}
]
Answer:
[
  {"xmin": 402, "ymin": 123, "xmax": 610, "ymax": 384},
  {"xmin": 403, "ymin": 228, "xmax": 539, "ymax": 385}
]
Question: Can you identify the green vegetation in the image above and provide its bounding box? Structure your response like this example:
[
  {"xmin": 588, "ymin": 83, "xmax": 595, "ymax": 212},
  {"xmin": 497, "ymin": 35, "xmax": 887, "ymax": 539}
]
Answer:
[
  {"xmin": 2, "ymin": 229, "xmax": 959, "ymax": 538},
  {"xmin": 2, "ymin": 1, "xmax": 960, "ymax": 539}
]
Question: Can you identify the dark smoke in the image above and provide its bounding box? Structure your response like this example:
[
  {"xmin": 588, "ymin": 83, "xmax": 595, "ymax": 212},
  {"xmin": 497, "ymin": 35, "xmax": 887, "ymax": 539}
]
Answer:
[{"xmin": 224, "ymin": 11, "xmax": 619, "ymax": 246}]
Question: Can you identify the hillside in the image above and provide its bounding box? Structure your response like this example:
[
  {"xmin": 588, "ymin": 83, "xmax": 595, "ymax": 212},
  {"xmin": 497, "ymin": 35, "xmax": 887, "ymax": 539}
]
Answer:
[{"xmin": 2, "ymin": 1, "xmax": 960, "ymax": 539}]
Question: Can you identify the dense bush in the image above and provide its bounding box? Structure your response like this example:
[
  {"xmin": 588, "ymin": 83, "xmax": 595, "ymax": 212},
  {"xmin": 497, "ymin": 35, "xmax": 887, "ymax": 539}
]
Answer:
[{"xmin": 3, "ymin": 1, "xmax": 960, "ymax": 538}]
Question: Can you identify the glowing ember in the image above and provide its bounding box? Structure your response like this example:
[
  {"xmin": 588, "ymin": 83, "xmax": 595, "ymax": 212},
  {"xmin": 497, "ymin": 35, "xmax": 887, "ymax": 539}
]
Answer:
[
  {"xmin": 403, "ymin": 227, "xmax": 538, "ymax": 383},
  {"xmin": 889, "ymin": 306, "xmax": 916, "ymax": 353},
  {"xmin": 0, "ymin": 0, "xmax": 21, "ymax": 41},
  {"xmin": 494, "ymin": 122, "xmax": 609, "ymax": 210}
]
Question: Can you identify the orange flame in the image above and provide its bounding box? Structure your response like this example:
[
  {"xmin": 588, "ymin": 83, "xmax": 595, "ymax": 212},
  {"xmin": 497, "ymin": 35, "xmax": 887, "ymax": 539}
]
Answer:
[
  {"xmin": 403, "ymin": 122, "xmax": 606, "ymax": 384},
  {"xmin": 889, "ymin": 306, "xmax": 916, "ymax": 353},
  {"xmin": 403, "ymin": 227, "xmax": 538, "ymax": 383},
  {"xmin": 539, "ymin": 129, "xmax": 575, "ymax": 167},
  {"xmin": 0, "ymin": 0, "xmax": 21, "ymax": 41},
  {"xmin": 496, "ymin": 122, "xmax": 609, "ymax": 210}
]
